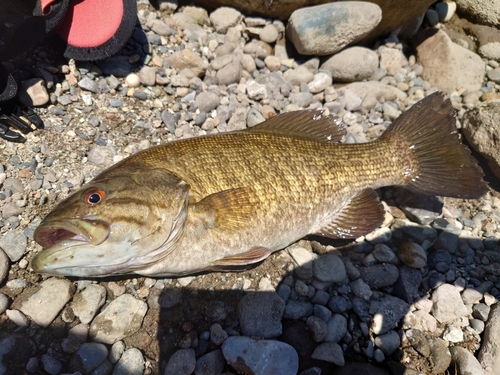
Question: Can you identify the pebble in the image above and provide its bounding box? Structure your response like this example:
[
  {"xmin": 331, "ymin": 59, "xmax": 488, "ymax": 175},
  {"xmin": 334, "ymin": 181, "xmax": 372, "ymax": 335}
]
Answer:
[
  {"xmin": 311, "ymin": 342, "xmax": 345, "ymax": 365},
  {"xmin": 431, "ymin": 284, "xmax": 470, "ymax": 323},
  {"xmin": 195, "ymin": 349, "xmax": 225, "ymax": 375},
  {"xmin": 222, "ymin": 336, "xmax": 299, "ymax": 375},
  {"xmin": 359, "ymin": 264, "xmax": 399, "ymax": 289},
  {"xmin": 71, "ymin": 284, "xmax": 106, "ymax": 324},
  {"xmin": 89, "ymin": 294, "xmax": 147, "ymax": 344},
  {"xmin": 165, "ymin": 348, "xmax": 196, "ymax": 375},
  {"xmin": 450, "ymin": 346, "xmax": 485, "ymax": 375},
  {"xmin": 0, "ymin": 230, "xmax": 27, "ymax": 262},
  {"xmin": 374, "ymin": 330, "xmax": 400, "ymax": 356},
  {"xmin": 312, "ymin": 253, "xmax": 346, "ymax": 283},
  {"xmin": 0, "ymin": 249, "xmax": 9, "ymax": 285},
  {"xmin": 112, "ymin": 348, "xmax": 144, "ymax": 375},
  {"xmin": 78, "ymin": 76, "xmax": 99, "ymax": 93},
  {"xmin": 238, "ymin": 291, "xmax": 285, "ymax": 338},
  {"xmin": 0, "ymin": 293, "xmax": 9, "ymax": 314},
  {"xmin": 325, "ymin": 314, "xmax": 347, "ymax": 343},
  {"xmin": 397, "ymin": 242, "xmax": 427, "ymax": 269},
  {"xmin": 73, "ymin": 343, "xmax": 108, "ymax": 373}
]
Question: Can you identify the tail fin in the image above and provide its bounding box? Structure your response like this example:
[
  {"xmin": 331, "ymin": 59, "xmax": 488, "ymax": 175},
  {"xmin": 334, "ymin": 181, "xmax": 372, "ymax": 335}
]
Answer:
[{"xmin": 381, "ymin": 92, "xmax": 488, "ymax": 199}]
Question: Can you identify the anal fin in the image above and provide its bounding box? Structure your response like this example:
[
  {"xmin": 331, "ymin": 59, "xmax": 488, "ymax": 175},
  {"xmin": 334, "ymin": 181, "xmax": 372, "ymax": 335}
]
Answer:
[
  {"xmin": 211, "ymin": 246, "xmax": 273, "ymax": 267},
  {"xmin": 316, "ymin": 189, "xmax": 385, "ymax": 239}
]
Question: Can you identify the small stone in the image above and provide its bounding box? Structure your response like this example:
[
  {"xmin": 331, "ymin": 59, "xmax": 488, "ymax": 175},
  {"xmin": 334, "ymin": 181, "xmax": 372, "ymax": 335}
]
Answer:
[
  {"xmin": 195, "ymin": 91, "xmax": 220, "ymax": 112},
  {"xmin": 311, "ymin": 342, "xmax": 344, "ymax": 365},
  {"xmin": 238, "ymin": 292, "xmax": 285, "ymax": 338},
  {"xmin": 72, "ymin": 342, "xmax": 108, "ymax": 373},
  {"xmin": 125, "ymin": 73, "xmax": 141, "ymax": 87},
  {"xmin": 312, "ymin": 253, "xmax": 346, "ymax": 283},
  {"xmin": 0, "ymin": 249, "xmax": 9, "ymax": 285},
  {"xmin": 210, "ymin": 323, "xmax": 228, "ymax": 346},
  {"xmin": 397, "ymin": 242, "xmax": 427, "ymax": 269},
  {"xmin": 325, "ymin": 314, "xmax": 347, "ymax": 343},
  {"xmin": 78, "ymin": 76, "xmax": 99, "ymax": 93},
  {"xmin": 222, "ymin": 336, "xmax": 299, "ymax": 375},
  {"xmin": 112, "ymin": 348, "xmax": 144, "ymax": 375},
  {"xmin": 41, "ymin": 354, "xmax": 62, "ymax": 375},
  {"xmin": 431, "ymin": 284, "xmax": 470, "ymax": 323},
  {"xmin": 260, "ymin": 24, "xmax": 279, "ymax": 44},
  {"xmin": 195, "ymin": 349, "xmax": 225, "ymax": 375},
  {"xmin": 360, "ymin": 264, "xmax": 399, "ymax": 288},
  {"xmin": 89, "ymin": 294, "xmax": 147, "ymax": 344},
  {"xmin": 210, "ymin": 7, "xmax": 242, "ymax": 34},
  {"xmin": 450, "ymin": 346, "xmax": 485, "ymax": 375},
  {"xmin": 165, "ymin": 349, "xmax": 196, "ymax": 375},
  {"xmin": 0, "ymin": 230, "xmax": 27, "ymax": 262},
  {"xmin": 374, "ymin": 330, "xmax": 400, "ymax": 356},
  {"xmin": 306, "ymin": 315, "xmax": 327, "ymax": 342}
]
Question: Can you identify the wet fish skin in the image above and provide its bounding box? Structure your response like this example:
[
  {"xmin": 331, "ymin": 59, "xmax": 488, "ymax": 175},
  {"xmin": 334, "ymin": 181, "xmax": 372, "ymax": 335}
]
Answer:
[{"xmin": 32, "ymin": 92, "xmax": 488, "ymax": 277}]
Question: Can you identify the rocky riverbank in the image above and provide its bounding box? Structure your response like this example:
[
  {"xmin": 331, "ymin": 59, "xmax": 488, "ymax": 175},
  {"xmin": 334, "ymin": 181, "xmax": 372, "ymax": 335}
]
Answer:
[{"xmin": 1, "ymin": 1, "xmax": 500, "ymax": 374}]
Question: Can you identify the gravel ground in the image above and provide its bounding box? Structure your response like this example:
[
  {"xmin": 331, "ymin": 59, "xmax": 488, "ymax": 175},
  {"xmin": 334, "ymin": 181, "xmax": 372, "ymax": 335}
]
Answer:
[{"xmin": 1, "ymin": 1, "xmax": 500, "ymax": 375}]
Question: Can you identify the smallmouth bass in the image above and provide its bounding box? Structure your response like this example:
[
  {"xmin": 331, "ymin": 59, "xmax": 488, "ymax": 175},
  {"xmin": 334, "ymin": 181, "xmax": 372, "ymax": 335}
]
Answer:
[{"xmin": 32, "ymin": 92, "xmax": 488, "ymax": 277}]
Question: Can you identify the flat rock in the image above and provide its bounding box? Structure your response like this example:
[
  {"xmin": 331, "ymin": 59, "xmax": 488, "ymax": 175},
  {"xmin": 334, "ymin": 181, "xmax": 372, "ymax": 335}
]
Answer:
[
  {"xmin": 286, "ymin": 2, "xmax": 382, "ymax": 55},
  {"xmin": 462, "ymin": 101, "xmax": 500, "ymax": 180},
  {"xmin": 238, "ymin": 291, "xmax": 285, "ymax": 338},
  {"xmin": 19, "ymin": 278, "xmax": 73, "ymax": 327},
  {"xmin": 456, "ymin": 0, "xmax": 500, "ymax": 26},
  {"xmin": 89, "ymin": 294, "xmax": 147, "ymax": 344},
  {"xmin": 222, "ymin": 336, "xmax": 299, "ymax": 375},
  {"xmin": 321, "ymin": 47, "xmax": 378, "ymax": 82},
  {"xmin": 209, "ymin": 7, "xmax": 242, "ymax": 33},
  {"xmin": 416, "ymin": 29, "xmax": 485, "ymax": 95}
]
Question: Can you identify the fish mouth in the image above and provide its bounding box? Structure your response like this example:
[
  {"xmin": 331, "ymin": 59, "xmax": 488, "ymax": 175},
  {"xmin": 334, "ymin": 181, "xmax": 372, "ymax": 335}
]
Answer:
[
  {"xmin": 34, "ymin": 219, "xmax": 110, "ymax": 248},
  {"xmin": 32, "ymin": 219, "xmax": 114, "ymax": 276}
]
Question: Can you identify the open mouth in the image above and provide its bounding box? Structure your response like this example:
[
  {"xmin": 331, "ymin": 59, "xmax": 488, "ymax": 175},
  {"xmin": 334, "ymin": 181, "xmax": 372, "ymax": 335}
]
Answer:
[{"xmin": 34, "ymin": 219, "xmax": 110, "ymax": 249}]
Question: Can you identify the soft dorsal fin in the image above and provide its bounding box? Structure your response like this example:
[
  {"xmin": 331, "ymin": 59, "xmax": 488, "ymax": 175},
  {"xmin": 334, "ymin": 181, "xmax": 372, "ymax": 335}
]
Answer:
[
  {"xmin": 247, "ymin": 109, "xmax": 346, "ymax": 143},
  {"xmin": 316, "ymin": 189, "xmax": 385, "ymax": 239},
  {"xmin": 191, "ymin": 187, "xmax": 258, "ymax": 232}
]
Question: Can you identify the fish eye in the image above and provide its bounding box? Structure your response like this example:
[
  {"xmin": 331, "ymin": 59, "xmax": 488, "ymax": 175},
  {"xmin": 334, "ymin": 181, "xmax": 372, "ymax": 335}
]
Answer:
[{"xmin": 83, "ymin": 188, "xmax": 106, "ymax": 205}]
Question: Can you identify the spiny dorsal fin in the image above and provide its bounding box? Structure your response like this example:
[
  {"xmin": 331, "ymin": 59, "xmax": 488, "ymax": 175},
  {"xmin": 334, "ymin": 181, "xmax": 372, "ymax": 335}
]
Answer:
[
  {"xmin": 247, "ymin": 109, "xmax": 346, "ymax": 143},
  {"xmin": 211, "ymin": 246, "xmax": 273, "ymax": 267},
  {"xmin": 316, "ymin": 189, "xmax": 385, "ymax": 239},
  {"xmin": 191, "ymin": 187, "xmax": 258, "ymax": 232}
]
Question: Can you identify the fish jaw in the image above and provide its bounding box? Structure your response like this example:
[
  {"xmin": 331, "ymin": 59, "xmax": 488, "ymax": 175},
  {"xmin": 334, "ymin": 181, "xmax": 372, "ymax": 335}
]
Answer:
[
  {"xmin": 32, "ymin": 218, "xmax": 131, "ymax": 277},
  {"xmin": 31, "ymin": 239, "xmax": 135, "ymax": 277}
]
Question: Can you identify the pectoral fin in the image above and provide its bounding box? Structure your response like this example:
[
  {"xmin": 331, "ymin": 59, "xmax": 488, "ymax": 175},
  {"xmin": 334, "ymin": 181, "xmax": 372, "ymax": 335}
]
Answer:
[
  {"xmin": 191, "ymin": 187, "xmax": 258, "ymax": 232},
  {"xmin": 316, "ymin": 188, "xmax": 385, "ymax": 239},
  {"xmin": 211, "ymin": 246, "xmax": 273, "ymax": 267}
]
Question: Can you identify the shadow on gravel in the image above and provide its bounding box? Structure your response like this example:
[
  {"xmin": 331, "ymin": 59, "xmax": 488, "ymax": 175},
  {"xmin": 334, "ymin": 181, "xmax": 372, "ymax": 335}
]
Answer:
[{"xmin": 0, "ymin": 205, "xmax": 499, "ymax": 375}]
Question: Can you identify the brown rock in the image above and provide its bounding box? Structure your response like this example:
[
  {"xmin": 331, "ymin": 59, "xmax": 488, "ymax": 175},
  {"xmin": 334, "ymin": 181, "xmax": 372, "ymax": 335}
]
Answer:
[{"xmin": 165, "ymin": 49, "xmax": 208, "ymax": 77}]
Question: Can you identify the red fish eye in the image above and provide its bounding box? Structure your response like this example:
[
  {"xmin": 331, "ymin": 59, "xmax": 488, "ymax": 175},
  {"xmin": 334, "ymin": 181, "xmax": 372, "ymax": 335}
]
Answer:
[{"xmin": 83, "ymin": 188, "xmax": 106, "ymax": 205}]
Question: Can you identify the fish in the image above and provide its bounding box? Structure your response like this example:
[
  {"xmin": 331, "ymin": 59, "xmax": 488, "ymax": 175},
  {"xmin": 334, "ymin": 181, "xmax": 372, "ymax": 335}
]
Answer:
[{"xmin": 32, "ymin": 92, "xmax": 488, "ymax": 277}]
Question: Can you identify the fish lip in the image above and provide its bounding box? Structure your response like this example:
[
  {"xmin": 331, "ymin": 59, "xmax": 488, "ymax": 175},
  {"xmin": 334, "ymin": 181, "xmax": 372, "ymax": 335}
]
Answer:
[{"xmin": 34, "ymin": 218, "xmax": 110, "ymax": 248}]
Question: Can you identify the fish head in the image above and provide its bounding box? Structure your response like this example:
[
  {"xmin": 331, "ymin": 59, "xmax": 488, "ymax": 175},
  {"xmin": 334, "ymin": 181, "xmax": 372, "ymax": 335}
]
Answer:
[{"xmin": 32, "ymin": 168, "xmax": 189, "ymax": 277}]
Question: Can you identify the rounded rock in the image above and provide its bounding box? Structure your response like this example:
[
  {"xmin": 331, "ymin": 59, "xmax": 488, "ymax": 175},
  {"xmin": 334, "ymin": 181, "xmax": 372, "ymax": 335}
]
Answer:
[
  {"xmin": 165, "ymin": 349, "xmax": 196, "ymax": 375},
  {"xmin": 112, "ymin": 348, "xmax": 144, "ymax": 375},
  {"xmin": 397, "ymin": 242, "xmax": 427, "ymax": 269},
  {"xmin": 312, "ymin": 254, "xmax": 346, "ymax": 283},
  {"xmin": 260, "ymin": 25, "xmax": 279, "ymax": 44}
]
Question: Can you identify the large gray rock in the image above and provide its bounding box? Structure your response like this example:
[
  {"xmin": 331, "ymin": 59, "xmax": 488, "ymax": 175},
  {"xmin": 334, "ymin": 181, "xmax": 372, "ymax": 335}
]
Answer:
[
  {"xmin": 462, "ymin": 101, "xmax": 500, "ymax": 180},
  {"xmin": 286, "ymin": 2, "xmax": 382, "ymax": 56},
  {"xmin": 416, "ymin": 29, "xmax": 485, "ymax": 94},
  {"xmin": 431, "ymin": 284, "xmax": 470, "ymax": 324}
]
